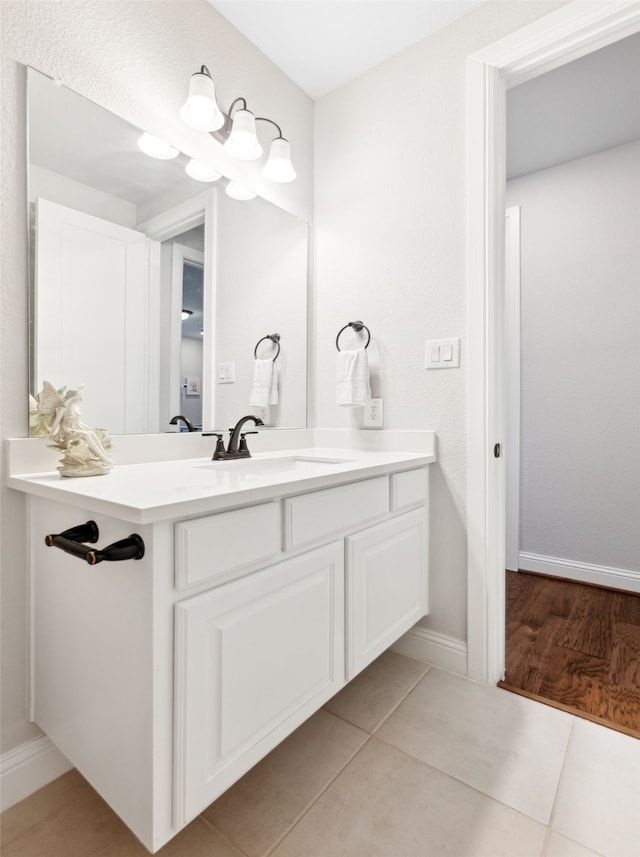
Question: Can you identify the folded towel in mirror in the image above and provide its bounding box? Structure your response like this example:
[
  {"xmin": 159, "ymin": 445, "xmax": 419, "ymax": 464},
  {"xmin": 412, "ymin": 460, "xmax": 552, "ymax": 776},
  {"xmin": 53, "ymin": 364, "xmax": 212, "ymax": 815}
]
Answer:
[
  {"xmin": 336, "ymin": 348, "xmax": 371, "ymax": 407},
  {"xmin": 249, "ymin": 358, "xmax": 279, "ymax": 408}
]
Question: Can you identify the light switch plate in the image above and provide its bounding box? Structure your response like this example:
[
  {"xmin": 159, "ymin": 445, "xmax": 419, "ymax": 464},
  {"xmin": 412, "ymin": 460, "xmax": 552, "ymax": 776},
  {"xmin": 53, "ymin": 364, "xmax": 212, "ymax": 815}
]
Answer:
[
  {"xmin": 425, "ymin": 338, "xmax": 460, "ymax": 369},
  {"xmin": 217, "ymin": 362, "xmax": 235, "ymax": 383}
]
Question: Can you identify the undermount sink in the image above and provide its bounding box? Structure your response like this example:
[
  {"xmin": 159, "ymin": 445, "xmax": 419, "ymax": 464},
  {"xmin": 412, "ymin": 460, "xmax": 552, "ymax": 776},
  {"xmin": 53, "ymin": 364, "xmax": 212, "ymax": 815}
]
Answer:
[{"xmin": 195, "ymin": 456, "xmax": 351, "ymax": 476}]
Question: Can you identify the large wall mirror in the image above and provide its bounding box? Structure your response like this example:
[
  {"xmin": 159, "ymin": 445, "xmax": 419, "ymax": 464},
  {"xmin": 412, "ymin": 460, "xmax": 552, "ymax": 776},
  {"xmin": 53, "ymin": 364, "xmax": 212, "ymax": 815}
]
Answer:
[{"xmin": 26, "ymin": 67, "xmax": 308, "ymax": 435}]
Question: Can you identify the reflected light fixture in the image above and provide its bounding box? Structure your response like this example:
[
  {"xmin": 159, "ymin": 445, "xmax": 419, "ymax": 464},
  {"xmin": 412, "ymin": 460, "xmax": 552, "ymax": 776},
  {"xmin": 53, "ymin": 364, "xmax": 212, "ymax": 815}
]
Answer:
[
  {"xmin": 181, "ymin": 66, "xmax": 296, "ymax": 184},
  {"xmin": 180, "ymin": 65, "xmax": 224, "ymax": 131},
  {"xmin": 185, "ymin": 159, "xmax": 222, "ymax": 182},
  {"xmin": 181, "ymin": 309, "xmax": 193, "ymax": 321},
  {"xmin": 137, "ymin": 132, "xmax": 179, "ymax": 160},
  {"xmin": 225, "ymin": 181, "xmax": 257, "ymax": 201}
]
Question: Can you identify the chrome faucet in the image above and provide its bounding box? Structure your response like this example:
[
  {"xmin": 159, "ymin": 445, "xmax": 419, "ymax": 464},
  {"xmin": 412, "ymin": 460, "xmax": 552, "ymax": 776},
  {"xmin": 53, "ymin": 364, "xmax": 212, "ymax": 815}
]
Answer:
[
  {"xmin": 208, "ymin": 415, "xmax": 264, "ymax": 460},
  {"xmin": 169, "ymin": 414, "xmax": 195, "ymax": 432}
]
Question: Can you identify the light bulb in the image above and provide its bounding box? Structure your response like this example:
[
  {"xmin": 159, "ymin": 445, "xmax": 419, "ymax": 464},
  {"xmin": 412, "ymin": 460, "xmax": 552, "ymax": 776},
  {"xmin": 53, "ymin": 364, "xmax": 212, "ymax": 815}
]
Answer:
[
  {"xmin": 262, "ymin": 138, "xmax": 296, "ymax": 183},
  {"xmin": 224, "ymin": 110, "xmax": 263, "ymax": 160},
  {"xmin": 137, "ymin": 133, "xmax": 179, "ymax": 160},
  {"xmin": 225, "ymin": 181, "xmax": 257, "ymax": 201},
  {"xmin": 180, "ymin": 69, "xmax": 224, "ymax": 132},
  {"xmin": 185, "ymin": 159, "xmax": 222, "ymax": 182}
]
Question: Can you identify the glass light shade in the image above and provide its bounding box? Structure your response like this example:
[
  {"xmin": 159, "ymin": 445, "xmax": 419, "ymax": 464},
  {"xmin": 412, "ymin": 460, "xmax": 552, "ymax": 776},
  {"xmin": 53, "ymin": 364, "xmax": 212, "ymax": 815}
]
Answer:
[
  {"xmin": 181, "ymin": 309, "xmax": 193, "ymax": 321},
  {"xmin": 224, "ymin": 110, "xmax": 263, "ymax": 160},
  {"xmin": 137, "ymin": 132, "xmax": 179, "ymax": 160},
  {"xmin": 225, "ymin": 181, "xmax": 257, "ymax": 201},
  {"xmin": 262, "ymin": 138, "xmax": 296, "ymax": 183},
  {"xmin": 180, "ymin": 71, "xmax": 224, "ymax": 132},
  {"xmin": 185, "ymin": 159, "xmax": 222, "ymax": 182}
]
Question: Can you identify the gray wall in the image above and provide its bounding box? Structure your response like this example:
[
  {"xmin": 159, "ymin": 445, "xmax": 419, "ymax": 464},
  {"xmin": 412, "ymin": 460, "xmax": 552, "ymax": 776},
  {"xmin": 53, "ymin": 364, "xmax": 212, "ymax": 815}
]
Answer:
[{"xmin": 507, "ymin": 141, "xmax": 640, "ymax": 573}]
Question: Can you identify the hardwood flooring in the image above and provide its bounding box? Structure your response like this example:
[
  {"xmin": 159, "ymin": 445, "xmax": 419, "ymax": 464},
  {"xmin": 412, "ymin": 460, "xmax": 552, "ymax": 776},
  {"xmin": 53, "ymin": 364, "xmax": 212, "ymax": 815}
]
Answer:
[{"xmin": 500, "ymin": 570, "xmax": 640, "ymax": 737}]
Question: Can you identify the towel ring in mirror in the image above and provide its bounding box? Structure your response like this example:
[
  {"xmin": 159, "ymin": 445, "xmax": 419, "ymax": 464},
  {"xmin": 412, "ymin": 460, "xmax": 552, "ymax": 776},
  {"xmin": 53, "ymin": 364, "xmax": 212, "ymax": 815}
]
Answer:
[
  {"xmin": 335, "ymin": 321, "xmax": 371, "ymax": 351},
  {"xmin": 254, "ymin": 333, "xmax": 281, "ymax": 361}
]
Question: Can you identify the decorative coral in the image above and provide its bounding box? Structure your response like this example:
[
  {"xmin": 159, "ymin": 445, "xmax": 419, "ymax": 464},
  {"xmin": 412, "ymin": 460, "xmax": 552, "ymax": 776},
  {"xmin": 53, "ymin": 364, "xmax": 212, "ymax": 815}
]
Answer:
[{"xmin": 31, "ymin": 382, "xmax": 113, "ymax": 477}]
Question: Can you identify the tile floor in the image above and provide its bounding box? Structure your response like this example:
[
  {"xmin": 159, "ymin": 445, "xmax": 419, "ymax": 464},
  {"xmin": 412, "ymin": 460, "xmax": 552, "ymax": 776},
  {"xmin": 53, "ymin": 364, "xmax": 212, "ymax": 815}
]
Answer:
[{"xmin": 2, "ymin": 651, "xmax": 639, "ymax": 857}]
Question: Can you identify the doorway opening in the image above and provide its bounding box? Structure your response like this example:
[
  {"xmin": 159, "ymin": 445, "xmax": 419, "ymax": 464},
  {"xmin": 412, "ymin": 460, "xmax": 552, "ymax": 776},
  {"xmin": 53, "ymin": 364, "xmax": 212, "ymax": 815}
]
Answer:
[
  {"xmin": 498, "ymin": 34, "xmax": 640, "ymax": 735},
  {"xmin": 465, "ymin": 2, "xmax": 640, "ymax": 687}
]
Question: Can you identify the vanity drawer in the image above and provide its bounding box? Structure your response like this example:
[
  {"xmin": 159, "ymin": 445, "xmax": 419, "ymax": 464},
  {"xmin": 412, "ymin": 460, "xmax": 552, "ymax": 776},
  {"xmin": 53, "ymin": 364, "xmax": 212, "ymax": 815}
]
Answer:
[
  {"xmin": 175, "ymin": 502, "xmax": 282, "ymax": 590},
  {"xmin": 390, "ymin": 467, "xmax": 428, "ymax": 511},
  {"xmin": 284, "ymin": 476, "xmax": 389, "ymax": 550}
]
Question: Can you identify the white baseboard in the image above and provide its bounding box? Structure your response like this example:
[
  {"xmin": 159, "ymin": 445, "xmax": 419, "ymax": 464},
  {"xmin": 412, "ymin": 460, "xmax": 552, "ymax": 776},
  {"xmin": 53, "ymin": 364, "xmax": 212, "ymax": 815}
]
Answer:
[
  {"xmin": 0, "ymin": 735, "xmax": 73, "ymax": 811},
  {"xmin": 392, "ymin": 626, "xmax": 467, "ymax": 675},
  {"xmin": 519, "ymin": 552, "xmax": 640, "ymax": 594}
]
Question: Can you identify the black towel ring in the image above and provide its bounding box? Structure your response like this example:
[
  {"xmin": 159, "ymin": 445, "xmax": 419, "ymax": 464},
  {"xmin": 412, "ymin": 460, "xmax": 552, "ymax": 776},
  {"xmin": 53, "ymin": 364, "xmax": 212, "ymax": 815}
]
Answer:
[
  {"xmin": 254, "ymin": 333, "xmax": 281, "ymax": 361},
  {"xmin": 336, "ymin": 321, "xmax": 371, "ymax": 351}
]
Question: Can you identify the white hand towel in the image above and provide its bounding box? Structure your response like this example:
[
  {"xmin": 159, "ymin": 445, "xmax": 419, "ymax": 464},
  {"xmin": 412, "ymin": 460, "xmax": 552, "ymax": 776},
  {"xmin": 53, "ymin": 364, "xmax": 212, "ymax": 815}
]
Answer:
[
  {"xmin": 336, "ymin": 348, "xmax": 371, "ymax": 407},
  {"xmin": 269, "ymin": 360, "xmax": 279, "ymax": 405},
  {"xmin": 249, "ymin": 358, "xmax": 273, "ymax": 408}
]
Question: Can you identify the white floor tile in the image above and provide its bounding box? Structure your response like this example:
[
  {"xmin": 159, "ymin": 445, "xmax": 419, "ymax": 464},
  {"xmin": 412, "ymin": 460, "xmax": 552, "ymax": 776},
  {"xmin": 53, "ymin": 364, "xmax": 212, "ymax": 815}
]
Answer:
[
  {"xmin": 552, "ymin": 718, "xmax": 640, "ymax": 857},
  {"xmin": 376, "ymin": 668, "xmax": 573, "ymax": 823},
  {"xmin": 545, "ymin": 832, "xmax": 604, "ymax": 857},
  {"xmin": 272, "ymin": 737, "xmax": 547, "ymax": 857}
]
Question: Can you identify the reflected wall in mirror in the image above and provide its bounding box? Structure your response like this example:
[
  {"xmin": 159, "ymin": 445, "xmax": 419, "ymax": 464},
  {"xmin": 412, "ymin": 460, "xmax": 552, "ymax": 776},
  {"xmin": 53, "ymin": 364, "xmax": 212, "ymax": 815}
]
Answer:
[{"xmin": 27, "ymin": 67, "xmax": 308, "ymax": 435}]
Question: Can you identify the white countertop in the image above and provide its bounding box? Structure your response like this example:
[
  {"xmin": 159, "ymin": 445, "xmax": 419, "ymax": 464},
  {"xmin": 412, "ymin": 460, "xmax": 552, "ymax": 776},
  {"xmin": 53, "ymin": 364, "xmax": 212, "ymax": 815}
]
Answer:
[{"xmin": 7, "ymin": 447, "xmax": 435, "ymax": 524}]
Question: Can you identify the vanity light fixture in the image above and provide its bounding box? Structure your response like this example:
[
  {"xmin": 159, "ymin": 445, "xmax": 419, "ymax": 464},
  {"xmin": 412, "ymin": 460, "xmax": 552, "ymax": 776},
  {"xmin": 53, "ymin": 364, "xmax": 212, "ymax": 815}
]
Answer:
[
  {"xmin": 181, "ymin": 309, "xmax": 193, "ymax": 321},
  {"xmin": 223, "ymin": 100, "xmax": 262, "ymax": 161},
  {"xmin": 185, "ymin": 158, "xmax": 222, "ymax": 182},
  {"xmin": 180, "ymin": 65, "xmax": 224, "ymax": 132},
  {"xmin": 262, "ymin": 132, "xmax": 296, "ymax": 183},
  {"xmin": 225, "ymin": 181, "xmax": 257, "ymax": 201},
  {"xmin": 181, "ymin": 66, "xmax": 296, "ymax": 183},
  {"xmin": 137, "ymin": 132, "xmax": 179, "ymax": 160}
]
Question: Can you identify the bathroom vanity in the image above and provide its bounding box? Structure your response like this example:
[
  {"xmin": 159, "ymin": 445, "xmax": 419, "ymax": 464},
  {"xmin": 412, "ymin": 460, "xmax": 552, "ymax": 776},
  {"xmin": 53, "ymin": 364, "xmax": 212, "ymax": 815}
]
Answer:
[{"xmin": 9, "ymin": 444, "xmax": 433, "ymax": 852}]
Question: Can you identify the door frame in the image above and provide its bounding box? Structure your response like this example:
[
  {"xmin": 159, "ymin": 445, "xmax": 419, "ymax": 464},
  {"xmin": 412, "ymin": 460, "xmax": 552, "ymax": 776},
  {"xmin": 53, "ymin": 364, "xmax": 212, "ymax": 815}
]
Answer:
[
  {"xmin": 504, "ymin": 206, "xmax": 520, "ymax": 574},
  {"xmin": 139, "ymin": 191, "xmax": 217, "ymax": 430},
  {"xmin": 466, "ymin": 0, "xmax": 640, "ymax": 683},
  {"xmin": 171, "ymin": 245, "xmax": 205, "ymax": 423}
]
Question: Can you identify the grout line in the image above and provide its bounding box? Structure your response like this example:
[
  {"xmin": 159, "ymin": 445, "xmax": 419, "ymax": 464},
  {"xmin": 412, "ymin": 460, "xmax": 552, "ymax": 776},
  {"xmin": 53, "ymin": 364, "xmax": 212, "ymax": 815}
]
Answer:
[
  {"xmin": 372, "ymin": 733, "xmax": 555, "ymax": 829},
  {"xmin": 198, "ymin": 814, "xmax": 253, "ymax": 857},
  {"xmin": 371, "ymin": 664, "xmax": 432, "ymax": 734},
  {"xmin": 261, "ymin": 733, "xmax": 374, "ymax": 857}
]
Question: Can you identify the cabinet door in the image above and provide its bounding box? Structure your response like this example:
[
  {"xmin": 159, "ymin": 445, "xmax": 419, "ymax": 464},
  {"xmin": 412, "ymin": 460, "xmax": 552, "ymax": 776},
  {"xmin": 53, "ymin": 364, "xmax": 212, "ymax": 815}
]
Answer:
[
  {"xmin": 346, "ymin": 508, "xmax": 428, "ymax": 679},
  {"xmin": 174, "ymin": 541, "xmax": 344, "ymax": 827}
]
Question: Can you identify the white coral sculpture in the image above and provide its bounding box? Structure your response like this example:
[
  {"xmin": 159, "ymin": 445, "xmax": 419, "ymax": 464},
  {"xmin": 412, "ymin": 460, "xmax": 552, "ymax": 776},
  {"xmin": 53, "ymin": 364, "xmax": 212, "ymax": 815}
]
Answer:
[{"xmin": 33, "ymin": 381, "xmax": 113, "ymax": 477}]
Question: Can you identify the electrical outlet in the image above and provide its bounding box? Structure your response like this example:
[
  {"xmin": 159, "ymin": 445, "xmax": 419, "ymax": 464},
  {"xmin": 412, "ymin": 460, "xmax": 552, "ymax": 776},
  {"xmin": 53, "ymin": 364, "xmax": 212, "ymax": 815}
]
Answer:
[{"xmin": 363, "ymin": 398, "xmax": 384, "ymax": 428}]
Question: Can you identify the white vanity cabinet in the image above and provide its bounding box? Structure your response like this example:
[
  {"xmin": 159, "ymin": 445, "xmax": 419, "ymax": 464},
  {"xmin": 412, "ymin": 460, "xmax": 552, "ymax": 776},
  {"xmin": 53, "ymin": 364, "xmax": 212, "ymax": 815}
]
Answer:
[
  {"xmin": 22, "ymin": 459, "xmax": 430, "ymax": 853},
  {"xmin": 174, "ymin": 541, "xmax": 344, "ymax": 826}
]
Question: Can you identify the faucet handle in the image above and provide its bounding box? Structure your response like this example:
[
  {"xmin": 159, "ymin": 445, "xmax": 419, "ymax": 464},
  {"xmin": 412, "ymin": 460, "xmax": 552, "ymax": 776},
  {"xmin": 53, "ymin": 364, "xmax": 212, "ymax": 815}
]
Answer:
[
  {"xmin": 238, "ymin": 431, "xmax": 258, "ymax": 454},
  {"xmin": 203, "ymin": 432, "xmax": 227, "ymax": 460}
]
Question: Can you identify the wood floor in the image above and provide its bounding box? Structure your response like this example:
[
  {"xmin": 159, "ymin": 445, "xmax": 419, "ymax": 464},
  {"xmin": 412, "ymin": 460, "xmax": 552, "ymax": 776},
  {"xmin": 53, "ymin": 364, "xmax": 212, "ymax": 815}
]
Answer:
[{"xmin": 500, "ymin": 570, "xmax": 640, "ymax": 737}]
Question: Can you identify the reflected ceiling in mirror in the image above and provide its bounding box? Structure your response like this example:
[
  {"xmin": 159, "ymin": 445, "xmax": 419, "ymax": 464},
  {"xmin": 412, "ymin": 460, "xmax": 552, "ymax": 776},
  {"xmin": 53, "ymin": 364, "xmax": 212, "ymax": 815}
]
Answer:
[{"xmin": 27, "ymin": 67, "xmax": 308, "ymax": 436}]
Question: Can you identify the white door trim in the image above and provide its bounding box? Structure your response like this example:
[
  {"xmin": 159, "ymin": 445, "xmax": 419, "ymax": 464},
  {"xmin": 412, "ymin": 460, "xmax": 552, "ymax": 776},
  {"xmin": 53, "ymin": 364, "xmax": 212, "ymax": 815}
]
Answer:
[
  {"xmin": 466, "ymin": 0, "xmax": 640, "ymax": 683},
  {"xmin": 171, "ymin": 245, "xmax": 205, "ymax": 422},
  {"xmin": 504, "ymin": 207, "xmax": 520, "ymax": 573},
  {"xmin": 140, "ymin": 190, "xmax": 217, "ymax": 430}
]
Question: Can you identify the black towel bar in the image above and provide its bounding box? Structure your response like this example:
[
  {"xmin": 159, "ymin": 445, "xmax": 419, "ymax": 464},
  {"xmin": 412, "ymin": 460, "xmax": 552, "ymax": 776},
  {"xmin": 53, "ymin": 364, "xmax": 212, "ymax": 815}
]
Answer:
[
  {"xmin": 45, "ymin": 521, "xmax": 145, "ymax": 565},
  {"xmin": 254, "ymin": 333, "xmax": 281, "ymax": 361},
  {"xmin": 336, "ymin": 321, "xmax": 371, "ymax": 351}
]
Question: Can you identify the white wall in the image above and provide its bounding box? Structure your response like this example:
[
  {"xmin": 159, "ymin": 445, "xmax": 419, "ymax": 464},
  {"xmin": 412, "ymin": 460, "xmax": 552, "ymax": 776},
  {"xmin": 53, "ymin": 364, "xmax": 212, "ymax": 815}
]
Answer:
[
  {"xmin": 313, "ymin": 0, "xmax": 565, "ymax": 643},
  {"xmin": 214, "ymin": 191, "xmax": 308, "ymax": 430},
  {"xmin": 506, "ymin": 141, "xmax": 640, "ymax": 575},
  {"xmin": 29, "ymin": 165, "xmax": 138, "ymax": 227},
  {"xmin": 0, "ymin": 0, "xmax": 312, "ymax": 758}
]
